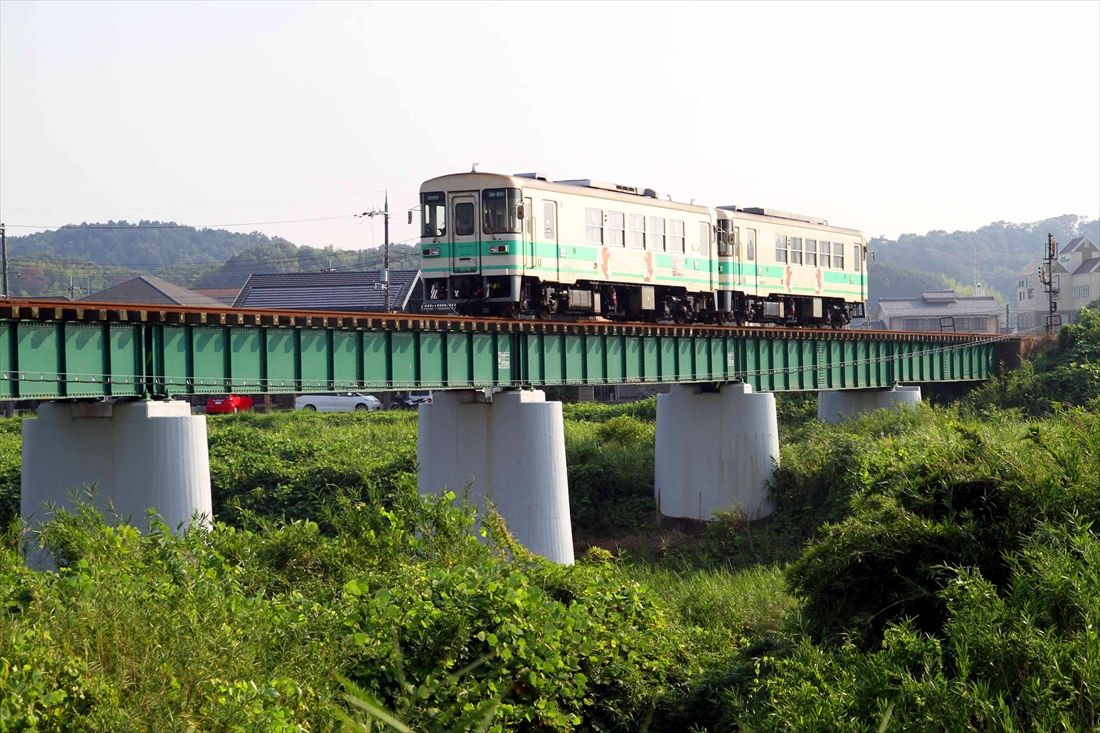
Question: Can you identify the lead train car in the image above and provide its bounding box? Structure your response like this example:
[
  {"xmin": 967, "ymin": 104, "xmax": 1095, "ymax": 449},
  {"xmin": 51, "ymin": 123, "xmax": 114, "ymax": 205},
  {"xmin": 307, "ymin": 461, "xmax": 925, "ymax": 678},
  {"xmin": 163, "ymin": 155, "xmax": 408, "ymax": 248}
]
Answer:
[{"xmin": 418, "ymin": 171, "xmax": 867, "ymax": 326}]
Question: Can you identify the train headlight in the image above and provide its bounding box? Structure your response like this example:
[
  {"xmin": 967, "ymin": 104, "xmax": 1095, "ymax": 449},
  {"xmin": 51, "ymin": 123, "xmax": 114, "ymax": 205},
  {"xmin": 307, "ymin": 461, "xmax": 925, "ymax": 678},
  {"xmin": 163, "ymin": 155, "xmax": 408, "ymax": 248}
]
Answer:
[
  {"xmin": 489, "ymin": 245, "xmax": 509, "ymax": 254},
  {"xmin": 422, "ymin": 247, "xmax": 440, "ymax": 257}
]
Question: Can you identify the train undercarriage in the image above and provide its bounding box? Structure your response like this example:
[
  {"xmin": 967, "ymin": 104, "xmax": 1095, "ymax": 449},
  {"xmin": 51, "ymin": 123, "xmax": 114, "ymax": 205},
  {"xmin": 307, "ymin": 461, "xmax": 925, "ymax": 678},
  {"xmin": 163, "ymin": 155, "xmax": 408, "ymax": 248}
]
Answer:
[{"xmin": 424, "ymin": 275, "xmax": 863, "ymax": 328}]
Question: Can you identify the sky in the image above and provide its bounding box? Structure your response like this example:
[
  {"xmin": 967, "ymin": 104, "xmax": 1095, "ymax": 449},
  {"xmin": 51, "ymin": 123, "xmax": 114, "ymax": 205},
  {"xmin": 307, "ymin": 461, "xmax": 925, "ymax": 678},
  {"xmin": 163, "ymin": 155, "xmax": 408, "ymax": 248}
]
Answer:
[{"xmin": 1, "ymin": 0, "xmax": 1098, "ymax": 253}]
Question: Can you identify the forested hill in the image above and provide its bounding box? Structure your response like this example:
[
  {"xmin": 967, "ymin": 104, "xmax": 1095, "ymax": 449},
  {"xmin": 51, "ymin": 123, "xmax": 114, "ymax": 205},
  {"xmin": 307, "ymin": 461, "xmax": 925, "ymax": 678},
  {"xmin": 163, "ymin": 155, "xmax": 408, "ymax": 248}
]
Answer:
[
  {"xmin": 868, "ymin": 215, "xmax": 1100, "ymax": 310},
  {"xmin": 5, "ymin": 222, "xmax": 417, "ymax": 297},
  {"xmin": 6, "ymin": 216, "xmax": 1099, "ymax": 303}
]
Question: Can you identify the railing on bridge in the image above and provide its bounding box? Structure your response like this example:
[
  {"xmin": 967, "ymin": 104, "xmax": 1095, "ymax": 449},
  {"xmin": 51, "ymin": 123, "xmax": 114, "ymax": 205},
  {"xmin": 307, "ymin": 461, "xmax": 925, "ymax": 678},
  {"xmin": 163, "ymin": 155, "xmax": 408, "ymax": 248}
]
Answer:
[{"xmin": 0, "ymin": 300, "xmax": 1017, "ymax": 401}]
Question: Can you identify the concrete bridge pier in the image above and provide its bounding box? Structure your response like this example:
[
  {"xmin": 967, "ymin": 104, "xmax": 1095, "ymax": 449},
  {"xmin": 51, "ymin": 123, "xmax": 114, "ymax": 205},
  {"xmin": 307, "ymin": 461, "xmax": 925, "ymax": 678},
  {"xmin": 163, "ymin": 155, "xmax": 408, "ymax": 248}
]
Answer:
[
  {"xmin": 655, "ymin": 383, "xmax": 779, "ymax": 522},
  {"xmin": 21, "ymin": 400, "xmax": 213, "ymax": 569},
  {"xmin": 417, "ymin": 389, "xmax": 574, "ymax": 565},
  {"xmin": 817, "ymin": 385, "xmax": 922, "ymax": 424}
]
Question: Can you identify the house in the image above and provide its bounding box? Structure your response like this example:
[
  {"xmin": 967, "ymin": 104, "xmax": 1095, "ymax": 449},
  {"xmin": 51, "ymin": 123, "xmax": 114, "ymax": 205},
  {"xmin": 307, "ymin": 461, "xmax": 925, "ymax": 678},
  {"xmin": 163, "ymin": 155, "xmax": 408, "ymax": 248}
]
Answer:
[
  {"xmin": 232, "ymin": 270, "xmax": 422, "ymax": 312},
  {"xmin": 79, "ymin": 275, "xmax": 225, "ymax": 307},
  {"xmin": 874, "ymin": 290, "xmax": 1001, "ymax": 334},
  {"xmin": 1016, "ymin": 237, "xmax": 1099, "ymax": 330}
]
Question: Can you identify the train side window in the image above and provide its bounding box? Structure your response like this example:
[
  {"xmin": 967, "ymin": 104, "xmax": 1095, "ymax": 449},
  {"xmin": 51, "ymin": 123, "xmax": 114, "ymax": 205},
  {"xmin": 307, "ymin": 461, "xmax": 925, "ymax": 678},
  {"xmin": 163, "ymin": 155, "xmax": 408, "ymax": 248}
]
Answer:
[
  {"xmin": 819, "ymin": 241, "xmax": 831, "ymax": 268},
  {"xmin": 745, "ymin": 228, "xmax": 756, "ymax": 260},
  {"xmin": 648, "ymin": 217, "xmax": 666, "ymax": 251},
  {"xmin": 775, "ymin": 234, "xmax": 788, "ymax": 263},
  {"xmin": 671, "ymin": 220, "xmax": 685, "ymax": 253},
  {"xmin": 586, "ymin": 208, "xmax": 603, "ymax": 244},
  {"xmin": 833, "ymin": 242, "xmax": 845, "ymax": 270},
  {"xmin": 805, "ymin": 239, "xmax": 817, "ymax": 267},
  {"xmin": 853, "ymin": 244, "xmax": 862, "ymax": 271},
  {"xmin": 455, "ymin": 202, "xmax": 475, "ymax": 236},
  {"xmin": 421, "ymin": 192, "xmax": 447, "ymax": 237},
  {"xmin": 695, "ymin": 222, "xmax": 709, "ymax": 254},
  {"xmin": 716, "ymin": 221, "xmax": 730, "ymax": 255},
  {"xmin": 790, "ymin": 237, "xmax": 803, "ymax": 265},
  {"xmin": 544, "ymin": 201, "xmax": 557, "ymax": 240},
  {"xmin": 628, "ymin": 214, "xmax": 645, "ymax": 249},
  {"xmin": 607, "ymin": 211, "xmax": 626, "ymax": 247}
]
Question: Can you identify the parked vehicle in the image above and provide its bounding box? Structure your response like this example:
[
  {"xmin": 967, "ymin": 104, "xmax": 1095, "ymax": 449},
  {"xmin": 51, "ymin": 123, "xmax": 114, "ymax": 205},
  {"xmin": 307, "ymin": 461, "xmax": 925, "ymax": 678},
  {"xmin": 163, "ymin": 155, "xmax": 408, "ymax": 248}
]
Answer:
[
  {"xmin": 294, "ymin": 393, "xmax": 381, "ymax": 412},
  {"xmin": 397, "ymin": 391, "xmax": 433, "ymax": 408},
  {"xmin": 206, "ymin": 394, "xmax": 254, "ymax": 414}
]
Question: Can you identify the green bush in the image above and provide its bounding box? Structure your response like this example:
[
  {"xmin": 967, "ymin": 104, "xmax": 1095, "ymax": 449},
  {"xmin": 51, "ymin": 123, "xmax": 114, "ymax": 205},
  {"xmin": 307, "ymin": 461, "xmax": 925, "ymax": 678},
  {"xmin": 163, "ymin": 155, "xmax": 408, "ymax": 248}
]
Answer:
[{"xmin": 783, "ymin": 406, "xmax": 1100, "ymax": 646}]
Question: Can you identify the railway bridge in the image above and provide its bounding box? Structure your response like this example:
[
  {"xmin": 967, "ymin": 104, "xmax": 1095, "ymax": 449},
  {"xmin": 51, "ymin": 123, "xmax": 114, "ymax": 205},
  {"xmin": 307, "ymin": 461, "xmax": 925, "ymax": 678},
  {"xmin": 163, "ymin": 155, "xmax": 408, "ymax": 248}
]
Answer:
[{"xmin": 2, "ymin": 299, "xmax": 1021, "ymax": 565}]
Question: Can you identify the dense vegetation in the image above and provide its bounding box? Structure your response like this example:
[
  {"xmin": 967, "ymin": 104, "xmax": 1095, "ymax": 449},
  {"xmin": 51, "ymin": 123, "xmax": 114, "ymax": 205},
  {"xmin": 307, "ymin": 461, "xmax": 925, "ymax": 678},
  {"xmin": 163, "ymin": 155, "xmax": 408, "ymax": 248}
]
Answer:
[
  {"xmin": 5, "ymin": 222, "xmax": 419, "ymax": 296},
  {"xmin": 1, "ymin": 314, "xmax": 1097, "ymax": 730}
]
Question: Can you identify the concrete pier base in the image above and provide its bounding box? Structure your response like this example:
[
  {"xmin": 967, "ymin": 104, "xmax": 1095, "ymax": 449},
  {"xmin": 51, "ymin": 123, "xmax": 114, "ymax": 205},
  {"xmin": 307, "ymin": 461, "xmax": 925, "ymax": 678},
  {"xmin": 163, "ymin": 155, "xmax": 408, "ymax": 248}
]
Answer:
[
  {"xmin": 21, "ymin": 400, "xmax": 213, "ymax": 569},
  {"xmin": 655, "ymin": 383, "xmax": 779, "ymax": 522},
  {"xmin": 417, "ymin": 389, "xmax": 574, "ymax": 564},
  {"xmin": 817, "ymin": 385, "xmax": 922, "ymax": 424}
]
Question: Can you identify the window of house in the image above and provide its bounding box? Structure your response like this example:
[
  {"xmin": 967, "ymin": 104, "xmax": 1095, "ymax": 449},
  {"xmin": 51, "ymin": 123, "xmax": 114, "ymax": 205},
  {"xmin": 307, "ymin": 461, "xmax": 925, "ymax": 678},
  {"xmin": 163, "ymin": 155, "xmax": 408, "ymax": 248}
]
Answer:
[
  {"xmin": 606, "ymin": 211, "xmax": 625, "ymax": 246},
  {"xmin": 805, "ymin": 239, "xmax": 817, "ymax": 267},
  {"xmin": 745, "ymin": 228, "xmax": 756, "ymax": 260},
  {"xmin": 628, "ymin": 214, "xmax": 645, "ymax": 249},
  {"xmin": 775, "ymin": 234, "xmax": 788, "ymax": 263},
  {"xmin": 790, "ymin": 237, "xmax": 803, "ymax": 265},
  {"xmin": 670, "ymin": 220, "xmax": 685, "ymax": 253},
  {"xmin": 586, "ymin": 208, "xmax": 603, "ymax": 244},
  {"xmin": 648, "ymin": 217, "xmax": 665, "ymax": 250},
  {"xmin": 833, "ymin": 241, "xmax": 845, "ymax": 270}
]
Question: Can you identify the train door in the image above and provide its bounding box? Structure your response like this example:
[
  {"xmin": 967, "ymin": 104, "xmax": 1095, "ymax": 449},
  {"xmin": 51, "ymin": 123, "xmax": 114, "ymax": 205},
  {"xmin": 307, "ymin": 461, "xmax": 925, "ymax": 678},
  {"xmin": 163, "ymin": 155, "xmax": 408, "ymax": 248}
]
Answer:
[
  {"xmin": 543, "ymin": 200, "xmax": 559, "ymax": 280},
  {"xmin": 449, "ymin": 192, "xmax": 480, "ymax": 275},
  {"xmin": 745, "ymin": 227, "xmax": 758, "ymax": 296},
  {"xmin": 523, "ymin": 196, "xmax": 535, "ymax": 271}
]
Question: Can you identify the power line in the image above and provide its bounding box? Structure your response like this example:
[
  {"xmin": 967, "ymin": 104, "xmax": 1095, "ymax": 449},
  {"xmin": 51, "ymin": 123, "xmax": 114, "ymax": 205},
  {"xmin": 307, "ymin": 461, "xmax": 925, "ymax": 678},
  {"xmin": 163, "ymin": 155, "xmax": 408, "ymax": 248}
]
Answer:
[
  {"xmin": 1, "ymin": 214, "xmax": 358, "ymax": 230},
  {"xmin": 0, "ymin": 189, "xmax": 389, "ymax": 213}
]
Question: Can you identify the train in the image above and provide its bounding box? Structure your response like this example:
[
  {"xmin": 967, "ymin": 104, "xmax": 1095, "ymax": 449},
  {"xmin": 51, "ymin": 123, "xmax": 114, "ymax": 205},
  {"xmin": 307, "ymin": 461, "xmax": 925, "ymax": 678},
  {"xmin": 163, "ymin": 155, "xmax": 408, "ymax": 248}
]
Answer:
[{"xmin": 417, "ymin": 171, "xmax": 867, "ymax": 327}]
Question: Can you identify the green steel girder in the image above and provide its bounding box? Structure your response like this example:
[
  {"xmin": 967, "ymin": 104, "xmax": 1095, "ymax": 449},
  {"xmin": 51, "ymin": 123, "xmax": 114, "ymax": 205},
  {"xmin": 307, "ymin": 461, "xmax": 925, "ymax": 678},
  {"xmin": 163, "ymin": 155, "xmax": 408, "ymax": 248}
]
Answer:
[{"xmin": 0, "ymin": 309, "xmax": 1012, "ymax": 401}]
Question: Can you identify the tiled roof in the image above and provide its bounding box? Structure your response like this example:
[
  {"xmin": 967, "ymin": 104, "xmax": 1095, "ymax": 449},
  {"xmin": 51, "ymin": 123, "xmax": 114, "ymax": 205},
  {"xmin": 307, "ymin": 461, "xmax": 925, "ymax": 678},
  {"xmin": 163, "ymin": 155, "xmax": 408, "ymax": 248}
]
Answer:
[
  {"xmin": 80, "ymin": 276, "xmax": 225, "ymax": 307},
  {"xmin": 193, "ymin": 287, "xmax": 242, "ymax": 305},
  {"xmin": 1074, "ymin": 257, "xmax": 1100, "ymax": 275},
  {"xmin": 876, "ymin": 292, "xmax": 1001, "ymax": 319},
  {"xmin": 233, "ymin": 270, "xmax": 421, "ymax": 312},
  {"xmin": 1062, "ymin": 237, "xmax": 1097, "ymax": 255}
]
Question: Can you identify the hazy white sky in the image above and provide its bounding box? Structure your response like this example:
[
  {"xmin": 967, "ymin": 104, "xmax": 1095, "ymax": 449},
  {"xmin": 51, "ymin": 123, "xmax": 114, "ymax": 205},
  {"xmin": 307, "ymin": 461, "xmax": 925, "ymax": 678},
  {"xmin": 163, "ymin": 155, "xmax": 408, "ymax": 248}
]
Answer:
[{"xmin": 1, "ymin": 0, "xmax": 1098, "ymax": 252}]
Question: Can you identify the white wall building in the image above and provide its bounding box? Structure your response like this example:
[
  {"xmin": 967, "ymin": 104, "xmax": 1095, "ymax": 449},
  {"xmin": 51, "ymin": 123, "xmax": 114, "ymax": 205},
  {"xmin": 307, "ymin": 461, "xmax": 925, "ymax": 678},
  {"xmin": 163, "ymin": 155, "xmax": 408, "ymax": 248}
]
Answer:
[{"xmin": 1017, "ymin": 237, "xmax": 1099, "ymax": 330}]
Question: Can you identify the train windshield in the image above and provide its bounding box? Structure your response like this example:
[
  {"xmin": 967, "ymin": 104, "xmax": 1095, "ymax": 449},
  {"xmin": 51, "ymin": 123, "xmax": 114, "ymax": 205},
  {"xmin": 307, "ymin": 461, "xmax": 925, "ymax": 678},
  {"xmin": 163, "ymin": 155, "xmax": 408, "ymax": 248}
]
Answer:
[
  {"xmin": 483, "ymin": 188, "xmax": 522, "ymax": 234},
  {"xmin": 421, "ymin": 192, "xmax": 446, "ymax": 237}
]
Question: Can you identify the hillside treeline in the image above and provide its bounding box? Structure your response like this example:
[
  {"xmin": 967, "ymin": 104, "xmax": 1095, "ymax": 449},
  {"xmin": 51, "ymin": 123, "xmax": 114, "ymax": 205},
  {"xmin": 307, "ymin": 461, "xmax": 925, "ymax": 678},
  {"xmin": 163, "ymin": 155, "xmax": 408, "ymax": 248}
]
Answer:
[{"xmin": 5, "ymin": 222, "xmax": 419, "ymax": 297}]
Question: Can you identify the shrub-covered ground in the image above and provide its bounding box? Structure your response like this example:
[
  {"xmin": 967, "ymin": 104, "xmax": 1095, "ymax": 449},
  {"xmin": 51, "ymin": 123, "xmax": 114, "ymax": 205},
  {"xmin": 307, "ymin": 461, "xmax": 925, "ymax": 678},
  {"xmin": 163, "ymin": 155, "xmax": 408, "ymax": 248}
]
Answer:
[{"xmin": 1, "ymin": 313, "xmax": 1097, "ymax": 731}]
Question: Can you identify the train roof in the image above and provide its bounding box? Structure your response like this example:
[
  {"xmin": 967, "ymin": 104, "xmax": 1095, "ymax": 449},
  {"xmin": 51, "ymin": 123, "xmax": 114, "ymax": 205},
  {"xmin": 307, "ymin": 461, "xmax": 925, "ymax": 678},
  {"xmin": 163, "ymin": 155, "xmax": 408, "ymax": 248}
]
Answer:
[
  {"xmin": 419, "ymin": 171, "xmax": 711, "ymax": 214},
  {"xmin": 718, "ymin": 205, "xmax": 863, "ymax": 237}
]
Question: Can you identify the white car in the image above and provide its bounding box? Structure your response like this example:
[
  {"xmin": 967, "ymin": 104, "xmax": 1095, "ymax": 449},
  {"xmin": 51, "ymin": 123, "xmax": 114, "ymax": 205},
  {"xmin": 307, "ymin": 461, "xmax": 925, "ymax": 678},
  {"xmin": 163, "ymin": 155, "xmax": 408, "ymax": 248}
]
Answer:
[{"xmin": 294, "ymin": 392, "xmax": 381, "ymax": 412}]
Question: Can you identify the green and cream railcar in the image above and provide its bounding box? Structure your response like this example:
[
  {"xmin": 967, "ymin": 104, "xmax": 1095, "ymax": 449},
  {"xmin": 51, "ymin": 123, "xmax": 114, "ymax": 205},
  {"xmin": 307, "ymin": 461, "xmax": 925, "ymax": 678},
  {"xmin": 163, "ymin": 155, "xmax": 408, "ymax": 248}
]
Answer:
[
  {"xmin": 418, "ymin": 171, "xmax": 866, "ymax": 326},
  {"xmin": 715, "ymin": 206, "xmax": 867, "ymax": 326}
]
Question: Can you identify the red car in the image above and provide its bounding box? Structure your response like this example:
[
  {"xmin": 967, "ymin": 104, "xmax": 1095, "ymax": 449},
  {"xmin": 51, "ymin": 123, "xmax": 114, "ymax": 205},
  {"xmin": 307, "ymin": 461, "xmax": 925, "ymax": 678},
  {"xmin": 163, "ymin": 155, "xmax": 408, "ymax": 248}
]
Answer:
[{"xmin": 206, "ymin": 395, "xmax": 254, "ymax": 414}]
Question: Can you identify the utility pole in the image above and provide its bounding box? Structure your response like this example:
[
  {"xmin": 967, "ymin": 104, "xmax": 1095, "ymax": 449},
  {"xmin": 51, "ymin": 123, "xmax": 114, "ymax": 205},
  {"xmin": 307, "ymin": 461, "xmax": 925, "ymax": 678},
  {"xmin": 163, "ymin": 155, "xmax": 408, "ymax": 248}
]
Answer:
[
  {"xmin": 1038, "ymin": 232, "xmax": 1060, "ymax": 336},
  {"xmin": 1, "ymin": 222, "xmax": 8, "ymax": 298},
  {"xmin": 356, "ymin": 191, "xmax": 391, "ymax": 313},
  {"xmin": 383, "ymin": 191, "xmax": 390, "ymax": 314}
]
